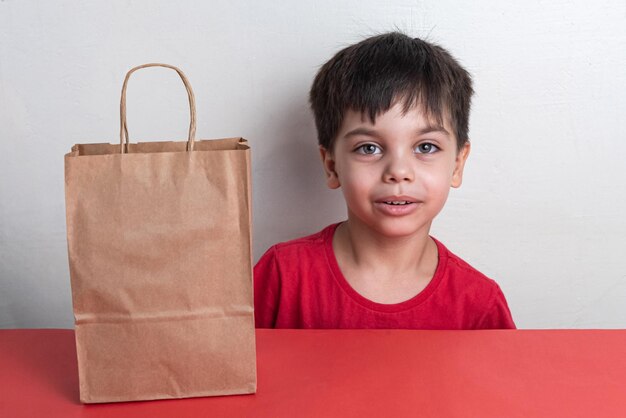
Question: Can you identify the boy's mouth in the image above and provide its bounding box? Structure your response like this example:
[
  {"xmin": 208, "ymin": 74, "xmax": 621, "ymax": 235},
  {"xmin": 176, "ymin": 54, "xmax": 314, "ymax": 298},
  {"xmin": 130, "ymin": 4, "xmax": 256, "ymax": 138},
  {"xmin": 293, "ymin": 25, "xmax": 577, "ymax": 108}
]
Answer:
[
  {"xmin": 383, "ymin": 201, "xmax": 412, "ymax": 205},
  {"xmin": 374, "ymin": 196, "xmax": 419, "ymax": 216},
  {"xmin": 376, "ymin": 196, "xmax": 418, "ymax": 205}
]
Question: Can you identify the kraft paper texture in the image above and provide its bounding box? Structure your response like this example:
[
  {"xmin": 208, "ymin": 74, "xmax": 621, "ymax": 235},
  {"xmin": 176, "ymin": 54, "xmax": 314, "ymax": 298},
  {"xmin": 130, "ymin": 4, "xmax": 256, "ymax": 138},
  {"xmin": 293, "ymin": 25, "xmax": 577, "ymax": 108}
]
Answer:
[{"xmin": 64, "ymin": 64, "xmax": 257, "ymax": 403}]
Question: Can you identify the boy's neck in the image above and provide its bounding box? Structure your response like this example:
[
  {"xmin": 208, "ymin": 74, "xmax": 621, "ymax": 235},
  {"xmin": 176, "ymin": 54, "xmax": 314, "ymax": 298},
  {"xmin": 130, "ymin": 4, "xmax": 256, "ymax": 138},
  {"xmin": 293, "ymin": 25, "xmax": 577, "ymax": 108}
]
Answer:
[{"xmin": 334, "ymin": 217, "xmax": 436, "ymax": 275}]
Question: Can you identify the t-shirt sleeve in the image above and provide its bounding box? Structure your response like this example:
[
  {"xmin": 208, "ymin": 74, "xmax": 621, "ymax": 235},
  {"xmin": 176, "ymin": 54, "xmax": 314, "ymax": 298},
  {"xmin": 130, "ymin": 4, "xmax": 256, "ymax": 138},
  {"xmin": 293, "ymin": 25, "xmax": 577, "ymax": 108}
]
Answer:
[
  {"xmin": 477, "ymin": 284, "xmax": 516, "ymax": 329},
  {"xmin": 253, "ymin": 246, "xmax": 281, "ymax": 328}
]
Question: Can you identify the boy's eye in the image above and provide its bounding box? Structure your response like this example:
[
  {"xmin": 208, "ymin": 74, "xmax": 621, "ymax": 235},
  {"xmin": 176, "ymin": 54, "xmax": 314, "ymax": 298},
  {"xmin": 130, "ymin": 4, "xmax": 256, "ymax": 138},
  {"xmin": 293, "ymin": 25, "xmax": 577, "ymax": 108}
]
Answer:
[
  {"xmin": 415, "ymin": 143, "xmax": 439, "ymax": 154},
  {"xmin": 355, "ymin": 144, "xmax": 382, "ymax": 155}
]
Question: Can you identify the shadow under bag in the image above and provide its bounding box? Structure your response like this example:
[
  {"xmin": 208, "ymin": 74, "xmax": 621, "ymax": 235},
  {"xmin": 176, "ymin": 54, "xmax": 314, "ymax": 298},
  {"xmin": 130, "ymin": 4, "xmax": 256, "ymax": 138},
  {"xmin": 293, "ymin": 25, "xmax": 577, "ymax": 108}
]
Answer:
[{"xmin": 64, "ymin": 63, "xmax": 256, "ymax": 403}]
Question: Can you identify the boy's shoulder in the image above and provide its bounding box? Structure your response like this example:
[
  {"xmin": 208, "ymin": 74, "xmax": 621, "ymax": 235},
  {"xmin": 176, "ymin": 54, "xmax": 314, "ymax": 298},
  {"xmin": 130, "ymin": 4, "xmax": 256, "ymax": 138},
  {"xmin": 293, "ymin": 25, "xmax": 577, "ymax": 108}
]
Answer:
[
  {"xmin": 256, "ymin": 224, "xmax": 337, "ymax": 280},
  {"xmin": 433, "ymin": 237, "xmax": 505, "ymax": 300},
  {"xmin": 434, "ymin": 238, "xmax": 515, "ymax": 329},
  {"xmin": 435, "ymin": 238, "xmax": 487, "ymax": 276}
]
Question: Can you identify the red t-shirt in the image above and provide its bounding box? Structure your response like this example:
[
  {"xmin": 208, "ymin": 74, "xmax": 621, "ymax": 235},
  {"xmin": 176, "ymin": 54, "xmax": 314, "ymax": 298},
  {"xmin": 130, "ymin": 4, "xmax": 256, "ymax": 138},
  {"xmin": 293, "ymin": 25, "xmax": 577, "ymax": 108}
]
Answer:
[{"xmin": 254, "ymin": 223, "xmax": 516, "ymax": 330}]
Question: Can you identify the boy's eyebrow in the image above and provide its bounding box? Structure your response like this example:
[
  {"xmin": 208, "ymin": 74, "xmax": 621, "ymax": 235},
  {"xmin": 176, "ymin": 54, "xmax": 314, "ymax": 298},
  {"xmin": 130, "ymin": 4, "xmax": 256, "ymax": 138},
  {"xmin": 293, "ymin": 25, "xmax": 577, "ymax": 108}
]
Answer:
[
  {"xmin": 418, "ymin": 125, "xmax": 450, "ymax": 136},
  {"xmin": 343, "ymin": 127, "xmax": 379, "ymax": 138},
  {"xmin": 344, "ymin": 125, "xmax": 450, "ymax": 139}
]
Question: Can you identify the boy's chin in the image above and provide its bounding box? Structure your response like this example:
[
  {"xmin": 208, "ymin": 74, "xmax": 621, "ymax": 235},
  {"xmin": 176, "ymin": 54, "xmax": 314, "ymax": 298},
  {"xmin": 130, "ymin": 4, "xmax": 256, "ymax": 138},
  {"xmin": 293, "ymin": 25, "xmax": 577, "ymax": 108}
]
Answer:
[{"xmin": 349, "ymin": 217, "xmax": 431, "ymax": 239}]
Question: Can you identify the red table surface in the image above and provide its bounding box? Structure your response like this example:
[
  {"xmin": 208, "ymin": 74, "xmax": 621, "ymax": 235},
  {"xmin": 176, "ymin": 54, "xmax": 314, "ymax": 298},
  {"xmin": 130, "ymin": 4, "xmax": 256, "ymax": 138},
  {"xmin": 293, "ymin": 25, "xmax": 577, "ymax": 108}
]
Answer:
[{"xmin": 1, "ymin": 329, "xmax": 625, "ymax": 418}]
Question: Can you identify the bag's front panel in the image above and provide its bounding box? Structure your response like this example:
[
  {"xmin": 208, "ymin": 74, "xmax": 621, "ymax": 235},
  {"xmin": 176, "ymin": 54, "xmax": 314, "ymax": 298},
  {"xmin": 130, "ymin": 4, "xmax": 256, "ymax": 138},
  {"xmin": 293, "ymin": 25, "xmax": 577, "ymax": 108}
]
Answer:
[{"xmin": 65, "ymin": 148, "xmax": 256, "ymax": 403}]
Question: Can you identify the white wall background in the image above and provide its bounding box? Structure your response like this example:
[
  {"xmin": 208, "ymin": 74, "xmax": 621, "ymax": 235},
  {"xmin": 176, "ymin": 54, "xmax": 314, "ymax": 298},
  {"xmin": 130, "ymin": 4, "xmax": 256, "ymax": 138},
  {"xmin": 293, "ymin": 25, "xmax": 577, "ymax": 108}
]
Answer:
[{"xmin": 1, "ymin": 0, "xmax": 625, "ymax": 329}]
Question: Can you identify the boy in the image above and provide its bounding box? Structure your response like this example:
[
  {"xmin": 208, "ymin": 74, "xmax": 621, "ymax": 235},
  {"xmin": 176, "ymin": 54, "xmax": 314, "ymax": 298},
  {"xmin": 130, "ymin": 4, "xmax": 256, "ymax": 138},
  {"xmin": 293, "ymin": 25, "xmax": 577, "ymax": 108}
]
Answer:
[{"xmin": 254, "ymin": 32, "xmax": 515, "ymax": 329}]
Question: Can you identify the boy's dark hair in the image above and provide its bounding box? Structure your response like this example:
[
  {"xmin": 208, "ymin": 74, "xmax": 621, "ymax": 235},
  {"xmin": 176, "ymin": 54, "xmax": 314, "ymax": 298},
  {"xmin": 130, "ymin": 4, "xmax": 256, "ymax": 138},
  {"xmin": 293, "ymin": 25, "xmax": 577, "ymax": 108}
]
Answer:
[{"xmin": 309, "ymin": 32, "xmax": 473, "ymax": 152}]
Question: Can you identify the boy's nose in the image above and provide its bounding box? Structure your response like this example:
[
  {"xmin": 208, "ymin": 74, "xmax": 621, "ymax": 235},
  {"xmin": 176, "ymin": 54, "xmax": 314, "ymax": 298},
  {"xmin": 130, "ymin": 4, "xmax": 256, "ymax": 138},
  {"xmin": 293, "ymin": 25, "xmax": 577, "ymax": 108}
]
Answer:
[{"xmin": 382, "ymin": 156, "xmax": 414, "ymax": 183}]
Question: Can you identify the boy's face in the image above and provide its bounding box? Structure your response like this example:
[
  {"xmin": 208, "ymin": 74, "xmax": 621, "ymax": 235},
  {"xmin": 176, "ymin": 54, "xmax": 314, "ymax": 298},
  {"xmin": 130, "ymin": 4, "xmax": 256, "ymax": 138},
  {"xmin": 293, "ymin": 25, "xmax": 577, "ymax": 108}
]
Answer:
[{"xmin": 320, "ymin": 101, "xmax": 470, "ymax": 238}]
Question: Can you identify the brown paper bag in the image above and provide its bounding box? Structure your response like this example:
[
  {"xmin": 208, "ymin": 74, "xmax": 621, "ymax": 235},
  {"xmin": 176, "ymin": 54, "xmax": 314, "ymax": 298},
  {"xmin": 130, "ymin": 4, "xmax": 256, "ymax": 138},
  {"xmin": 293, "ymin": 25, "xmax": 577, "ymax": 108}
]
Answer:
[{"xmin": 64, "ymin": 63, "xmax": 256, "ymax": 403}]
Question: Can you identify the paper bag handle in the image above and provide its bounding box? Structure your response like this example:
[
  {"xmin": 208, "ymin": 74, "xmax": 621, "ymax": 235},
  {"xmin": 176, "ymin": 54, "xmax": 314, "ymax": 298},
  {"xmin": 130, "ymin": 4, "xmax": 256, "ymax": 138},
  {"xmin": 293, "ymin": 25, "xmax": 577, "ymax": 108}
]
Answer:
[{"xmin": 119, "ymin": 63, "xmax": 197, "ymax": 153}]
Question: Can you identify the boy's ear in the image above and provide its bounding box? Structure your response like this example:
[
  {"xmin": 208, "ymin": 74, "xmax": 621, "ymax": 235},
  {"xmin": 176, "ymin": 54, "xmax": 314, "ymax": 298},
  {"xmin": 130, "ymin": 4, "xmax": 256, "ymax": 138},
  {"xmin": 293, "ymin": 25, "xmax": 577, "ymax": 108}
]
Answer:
[
  {"xmin": 319, "ymin": 146, "xmax": 341, "ymax": 189},
  {"xmin": 451, "ymin": 141, "xmax": 471, "ymax": 188}
]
